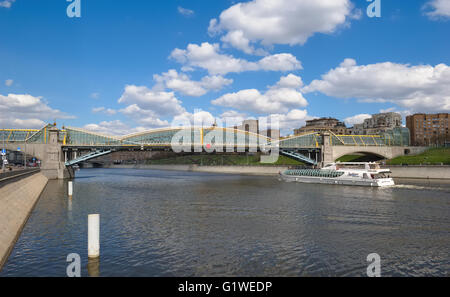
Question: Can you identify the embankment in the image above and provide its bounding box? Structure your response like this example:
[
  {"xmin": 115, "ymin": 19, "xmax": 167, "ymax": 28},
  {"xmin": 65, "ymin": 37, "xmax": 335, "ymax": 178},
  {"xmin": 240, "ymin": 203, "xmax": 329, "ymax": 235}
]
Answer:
[
  {"xmin": 382, "ymin": 165, "xmax": 450, "ymax": 179},
  {"xmin": 0, "ymin": 173, "xmax": 48, "ymax": 270},
  {"xmin": 108, "ymin": 164, "xmax": 450, "ymax": 179},
  {"xmin": 109, "ymin": 164, "xmax": 289, "ymax": 176}
]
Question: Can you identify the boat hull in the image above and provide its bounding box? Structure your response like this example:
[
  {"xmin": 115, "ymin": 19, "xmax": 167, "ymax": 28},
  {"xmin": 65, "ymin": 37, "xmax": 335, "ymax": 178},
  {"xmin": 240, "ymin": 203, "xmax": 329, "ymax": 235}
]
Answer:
[{"xmin": 281, "ymin": 175, "xmax": 395, "ymax": 187}]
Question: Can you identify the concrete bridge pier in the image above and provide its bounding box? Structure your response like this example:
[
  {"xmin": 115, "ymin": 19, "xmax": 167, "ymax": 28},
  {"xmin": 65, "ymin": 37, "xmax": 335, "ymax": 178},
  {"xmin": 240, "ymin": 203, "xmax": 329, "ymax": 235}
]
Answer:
[
  {"xmin": 39, "ymin": 127, "xmax": 71, "ymax": 180},
  {"xmin": 321, "ymin": 133, "xmax": 333, "ymax": 167}
]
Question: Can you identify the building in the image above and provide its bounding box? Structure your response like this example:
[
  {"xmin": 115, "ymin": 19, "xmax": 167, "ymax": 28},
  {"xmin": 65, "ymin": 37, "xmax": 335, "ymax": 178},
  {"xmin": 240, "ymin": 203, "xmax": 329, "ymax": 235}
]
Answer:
[
  {"xmin": 294, "ymin": 118, "xmax": 348, "ymax": 135},
  {"xmin": 260, "ymin": 129, "xmax": 280, "ymax": 140},
  {"xmin": 406, "ymin": 113, "xmax": 449, "ymax": 146},
  {"xmin": 350, "ymin": 112, "xmax": 402, "ymax": 135},
  {"xmin": 234, "ymin": 119, "xmax": 259, "ymax": 134}
]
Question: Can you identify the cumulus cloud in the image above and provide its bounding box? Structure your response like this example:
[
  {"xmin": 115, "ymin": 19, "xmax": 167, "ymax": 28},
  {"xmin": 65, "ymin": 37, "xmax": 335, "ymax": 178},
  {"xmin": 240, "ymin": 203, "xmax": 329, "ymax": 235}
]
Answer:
[
  {"xmin": 119, "ymin": 104, "xmax": 170, "ymax": 128},
  {"xmin": 424, "ymin": 0, "xmax": 450, "ymax": 19},
  {"xmin": 172, "ymin": 110, "xmax": 216, "ymax": 127},
  {"xmin": 208, "ymin": 0, "xmax": 357, "ymax": 53},
  {"xmin": 0, "ymin": 0, "xmax": 15, "ymax": 8},
  {"xmin": 170, "ymin": 42, "xmax": 301, "ymax": 75},
  {"xmin": 92, "ymin": 107, "xmax": 117, "ymax": 115},
  {"xmin": 83, "ymin": 120, "xmax": 148, "ymax": 136},
  {"xmin": 118, "ymin": 85, "xmax": 185, "ymax": 116},
  {"xmin": 116, "ymin": 85, "xmax": 186, "ymax": 128},
  {"xmin": 212, "ymin": 74, "xmax": 308, "ymax": 114},
  {"xmin": 343, "ymin": 114, "xmax": 371, "ymax": 126},
  {"xmin": 259, "ymin": 109, "xmax": 311, "ymax": 135},
  {"xmin": 5, "ymin": 79, "xmax": 13, "ymax": 87},
  {"xmin": 178, "ymin": 6, "xmax": 194, "ymax": 17},
  {"xmin": 303, "ymin": 59, "xmax": 450, "ymax": 112},
  {"xmin": 0, "ymin": 93, "xmax": 74, "ymax": 128},
  {"xmin": 153, "ymin": 69, "xmax": 232, "ymax": 97}
]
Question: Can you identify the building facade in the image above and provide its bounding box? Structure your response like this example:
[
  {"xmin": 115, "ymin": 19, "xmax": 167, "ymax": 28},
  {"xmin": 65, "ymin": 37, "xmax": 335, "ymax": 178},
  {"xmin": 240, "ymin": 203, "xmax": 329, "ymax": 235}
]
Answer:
[
  {"xmin": 294, "ymin": 118, "xmax": 348, "ymax": 135},
  {"xmin": 234, "ymin": 119, "xmax": 259, "ymax": 134},
  {"xmin": 350, "ymin": 112, "xmax": 403, "ymax": 135},
  {"xmin": 406, "ymin": 113, "xmax": 449, "ymax": 146}
]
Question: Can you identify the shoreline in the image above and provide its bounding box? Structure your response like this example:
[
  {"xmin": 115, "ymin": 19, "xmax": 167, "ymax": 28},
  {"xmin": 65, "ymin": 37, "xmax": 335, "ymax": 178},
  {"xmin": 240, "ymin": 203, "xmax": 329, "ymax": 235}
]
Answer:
[
  {"xmin": 99, "ymin": 164, "xmax": 450, "ymax": 180},
  {"xmin": 0, "ymin": 173, "xmax": 48, "ymax": 271}
]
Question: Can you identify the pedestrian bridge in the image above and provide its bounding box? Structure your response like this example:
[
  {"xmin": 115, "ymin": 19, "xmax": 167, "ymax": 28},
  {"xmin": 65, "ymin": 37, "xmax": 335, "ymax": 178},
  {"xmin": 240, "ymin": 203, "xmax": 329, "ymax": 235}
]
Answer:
[{"xmin": 1, "ymin": 124, "xmax": 424, "ymax": 179}]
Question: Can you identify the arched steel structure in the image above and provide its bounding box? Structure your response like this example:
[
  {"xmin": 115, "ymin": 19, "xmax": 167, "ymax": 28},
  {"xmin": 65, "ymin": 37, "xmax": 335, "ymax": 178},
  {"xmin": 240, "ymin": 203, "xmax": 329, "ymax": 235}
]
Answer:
[
  {"xmin": 2, "ymin": 125, "xmax": 409, "ymax": 148},
  {"xmin": 62, "ymin": 126, "xmax": 272, "ymax": 148}
]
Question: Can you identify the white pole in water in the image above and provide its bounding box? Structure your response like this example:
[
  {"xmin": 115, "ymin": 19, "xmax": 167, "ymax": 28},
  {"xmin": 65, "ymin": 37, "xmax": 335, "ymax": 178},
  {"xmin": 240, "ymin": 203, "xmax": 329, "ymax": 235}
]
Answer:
[
  {"xmin": 88, "ymin": 214, "xmax": 100, "ymax": 258},
  {"xmin": 68, "ymin": 181, "xmax": 73, "ymax": 197}
]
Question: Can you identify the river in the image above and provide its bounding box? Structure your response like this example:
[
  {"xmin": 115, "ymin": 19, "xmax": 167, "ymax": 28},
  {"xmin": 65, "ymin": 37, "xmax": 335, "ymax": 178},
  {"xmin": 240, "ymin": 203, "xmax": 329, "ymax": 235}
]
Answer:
[{"xmin": 1, "ymin": 168, "xmax": 449, "ymax": 277}]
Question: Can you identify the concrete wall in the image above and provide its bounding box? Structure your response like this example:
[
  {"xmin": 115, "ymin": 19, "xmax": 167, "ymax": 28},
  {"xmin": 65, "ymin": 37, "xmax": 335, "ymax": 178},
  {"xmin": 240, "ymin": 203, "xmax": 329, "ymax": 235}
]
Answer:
[
  {"xmin": 330, "ymin": 146, "xmax": 428, "ymax": 162},
  {"xmin": 0, "ymin": 173, "xmax": 48, "ymax": 270},
  {"xmin": 382, "ymin": 165, "xmax": 450, "ymax": 179},
  {"xmin": 110, "ymin": 164, "xmax": 289, "ymax": 176},
  {"xmin": 5, "ymin": 140, "xmax": 69, "ymax": 180}
]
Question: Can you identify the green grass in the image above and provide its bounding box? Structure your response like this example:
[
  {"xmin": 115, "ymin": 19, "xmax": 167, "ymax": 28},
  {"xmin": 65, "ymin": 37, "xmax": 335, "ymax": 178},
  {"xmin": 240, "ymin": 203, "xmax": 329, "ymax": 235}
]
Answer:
[
  {"xmin": 386, "ymin": 148, "xmax": 450, "ymax": 165},
  {"xmin": 146, "ymin": 154, "xmax": 305, "ymax": 166}
]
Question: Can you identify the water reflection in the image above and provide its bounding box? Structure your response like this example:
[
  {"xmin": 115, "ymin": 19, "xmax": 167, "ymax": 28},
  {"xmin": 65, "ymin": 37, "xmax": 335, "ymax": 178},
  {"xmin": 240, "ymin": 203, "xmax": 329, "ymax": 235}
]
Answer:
[
  {"xmin": 1, "ymin": 169, "xmax": 449, "ymax": 277},
  {"xmin": 87, "ymin": 257, "xmax": 100, "ymax": 277}
]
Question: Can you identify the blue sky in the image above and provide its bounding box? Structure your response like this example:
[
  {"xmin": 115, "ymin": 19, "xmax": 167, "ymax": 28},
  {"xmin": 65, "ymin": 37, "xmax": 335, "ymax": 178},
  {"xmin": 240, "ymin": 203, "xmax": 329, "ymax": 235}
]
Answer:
[{"xmin": 0, "ymin": 0, "xmax": 449, "ymax": 135}]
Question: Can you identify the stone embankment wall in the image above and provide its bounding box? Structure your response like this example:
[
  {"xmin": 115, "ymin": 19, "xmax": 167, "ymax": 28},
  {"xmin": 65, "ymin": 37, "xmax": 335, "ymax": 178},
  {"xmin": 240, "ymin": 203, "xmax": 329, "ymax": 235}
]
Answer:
[{"xmin": 0, "ymin": 173, "xmax": 48, "ymax": 270}]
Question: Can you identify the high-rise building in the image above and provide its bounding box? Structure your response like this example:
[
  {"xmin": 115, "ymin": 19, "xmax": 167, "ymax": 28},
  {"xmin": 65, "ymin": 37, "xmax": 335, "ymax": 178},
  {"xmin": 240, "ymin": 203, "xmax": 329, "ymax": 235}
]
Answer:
[
  {"xmin": 406, "ymin": 113, "xmax": 449, "ymax": 146},
  {"xmin": 294, "ymin": 118, "xmax": 348, "ymax": 135},
  {"xmin": 350, "ymin": 112, "xmax": 403, "ymax": 135}
]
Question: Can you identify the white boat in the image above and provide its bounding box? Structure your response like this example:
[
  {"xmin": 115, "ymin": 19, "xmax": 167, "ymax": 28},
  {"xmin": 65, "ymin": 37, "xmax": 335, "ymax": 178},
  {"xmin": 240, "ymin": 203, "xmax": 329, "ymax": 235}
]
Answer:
[{"xmin": 280, "ymin": 162, "xmax": 395, "ymax": 187}]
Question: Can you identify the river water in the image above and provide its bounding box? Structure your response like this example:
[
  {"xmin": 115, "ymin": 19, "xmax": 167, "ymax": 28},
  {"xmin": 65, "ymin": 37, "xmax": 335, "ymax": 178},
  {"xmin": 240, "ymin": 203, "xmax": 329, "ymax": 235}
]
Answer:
[{"xmin": 1, "ymin": 168, "xmax": 449, "ymax": 277}]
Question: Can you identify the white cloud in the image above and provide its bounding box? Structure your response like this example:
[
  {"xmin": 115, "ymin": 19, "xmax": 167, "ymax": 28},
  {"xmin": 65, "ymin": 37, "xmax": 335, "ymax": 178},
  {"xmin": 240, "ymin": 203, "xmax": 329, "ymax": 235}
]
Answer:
[
  {"xmin": 118, "ymin": 85, "xmax": 185, "ymax": 116},
  {"xmin": 220, "ymin": 110, "xmax": 248, "ymax": 127},
  {"xmin": 275, "ymin": 73, "xmax": 304, "ymax": 88},
  {"xmin": 170, "ymin": 42, "xmax": 301, "ymax": 75},
  {"xmin": 303, "ymin": 59, "xmax": 450, "ymax": 112},
  {"xmin": 212, "ymin": 74, "xmax": 308, "ymax": 114},
  {"xmin": 424, "ymin": 0, "xmax": 450, "ymax": 19},
  {"xmin": 178, "ymin": 6, "xmax": 194, "ymax": 17},
  {"xmin": 208, "ymin": 0, "xmax": 357, "ymax": 53},
  {"xmin": 172, "ymin": 110, "xmax": 216, "ymax": 127},
  {"xmin": 221, "ymin": 30, "xmax": 268, "ymax": 56},
  {"xmin": 153, "ymin": 69, "xmax": 232, "ymax": 97},
  {"xmin": 5, "ymin": 79, "xmax": 13, "ymax": 87},
  {"xmin": 259, "ymin": 109, "xmax": 311, "ymax": 135},
  {"xmin": 92, "ymin": 107, "xmax": 117, "ymax": 115},
  {"xmin": 83, "ymin": 120, "xmax": 148, "ymax": 136},
  {"xmin": 0, "ymin": 93, "xmax": 74, "ymax": 128},
  {"xmin": 0, "ymin": 0, "xmax": 15, "ymax": 8},
  {"xmin": 343, "ymin": 114, "xmax": 371, "ymax": 126},
  {"xmin": 119, "ymin": 104, "xmax": 170, "ymax": 128},
  {"xmin": 90, "ymin": 92, "xmax": 100, "ymax": 99}
]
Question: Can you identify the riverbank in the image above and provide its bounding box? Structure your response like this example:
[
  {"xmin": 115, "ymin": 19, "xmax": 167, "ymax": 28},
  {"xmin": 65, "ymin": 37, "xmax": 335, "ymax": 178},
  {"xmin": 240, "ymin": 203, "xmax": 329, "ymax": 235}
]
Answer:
[
  {"xmin": 0, "ymin": 173, "xmax": 48, "ymax": 270},
  {"xmin": 107, "ymin": 164, "xmax": 450, "ymax": 179},
  {"xmin": 108, "ymin": 164, "xmax": 290, "ymax": 176},
  {"xmin": 381, "ymin": 165, "xmax": 450, "ymax": 179}
]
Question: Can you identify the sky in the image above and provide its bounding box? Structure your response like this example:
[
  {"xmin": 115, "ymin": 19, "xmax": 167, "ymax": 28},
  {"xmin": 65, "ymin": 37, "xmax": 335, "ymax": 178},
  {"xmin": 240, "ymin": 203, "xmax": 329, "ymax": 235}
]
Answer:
[{"xmin": 0, "ymin": 0, "xmax": 449, "ymax": 135}]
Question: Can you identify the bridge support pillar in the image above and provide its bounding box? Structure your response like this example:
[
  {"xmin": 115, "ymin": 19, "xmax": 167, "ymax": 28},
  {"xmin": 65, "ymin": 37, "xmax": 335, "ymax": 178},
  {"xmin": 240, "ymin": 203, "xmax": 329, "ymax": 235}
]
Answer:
[
  {"xmin": 39, "ymin": 127, "xmax": 70, "ymax": 180},
  {"xmin": 321, "ymin": 133, "xmax": 334, "ymax": 167}
]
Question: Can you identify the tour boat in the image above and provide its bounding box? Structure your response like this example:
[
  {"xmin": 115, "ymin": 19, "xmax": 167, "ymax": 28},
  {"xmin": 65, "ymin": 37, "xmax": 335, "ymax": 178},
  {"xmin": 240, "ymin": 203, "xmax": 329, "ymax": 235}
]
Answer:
[{"xmin": 280, "ymin": 162, "xmax": 395, "ymax": 187}]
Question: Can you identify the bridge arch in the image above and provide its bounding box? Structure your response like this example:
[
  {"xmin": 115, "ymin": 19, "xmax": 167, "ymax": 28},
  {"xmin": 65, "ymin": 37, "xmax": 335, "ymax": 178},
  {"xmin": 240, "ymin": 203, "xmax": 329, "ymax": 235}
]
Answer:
[
  {"xmin": 331, "ymin": 147, "xmax": 393, "ymax": 162},
  {"xmin": 334, "ymin": 151, "xmax": 386, "ymax": 162}
]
